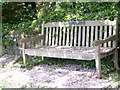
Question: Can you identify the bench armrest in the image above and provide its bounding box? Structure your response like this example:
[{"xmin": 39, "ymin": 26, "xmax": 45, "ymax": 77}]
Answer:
[
  {"xmin": 92, "ymin": 35, "xmax": 116, "ymax": 46},
  {"xmin": 19, "ymin": 34, "xmax": 45, "ymax": 43}
]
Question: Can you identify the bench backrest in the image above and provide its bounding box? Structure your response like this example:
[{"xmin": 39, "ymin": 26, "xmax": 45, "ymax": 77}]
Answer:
[{"xmin": 41, "ymin": 18, "xmax": 118, "ymax": 47}]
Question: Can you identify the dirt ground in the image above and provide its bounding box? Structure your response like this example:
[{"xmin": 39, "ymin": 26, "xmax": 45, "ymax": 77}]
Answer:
[{"xmin": 0, "ymin": 55, "xmax": 119, "ymax": 88}]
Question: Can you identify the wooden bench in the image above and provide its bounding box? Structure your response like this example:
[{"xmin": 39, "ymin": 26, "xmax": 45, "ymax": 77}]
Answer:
[{"xmin": 20, "ymin": 18, "xmax": 118, "ymax": 78}]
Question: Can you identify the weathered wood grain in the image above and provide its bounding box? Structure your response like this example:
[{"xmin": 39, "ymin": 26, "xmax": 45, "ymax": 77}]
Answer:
[
  {"xmin": 82, "ymin": 26, "xmax": 85, "ymax": 46},
  {"xmin": 92, "ymin": 35, "xmax": 116, "ymax": 46},
  {"xmin": 78, "ymin": 26, "xmax": 81, "ymax": 46},
  {"xmin": 86, "ymin": 26, "xmax": 90, "ymax": 47},
  {"xmin": 44, "ymin": 20, "xmax": 116, "ymax": 27},
  {"xmin": 66, "ymin": 27, "xmax": 70, "ymax": 46},
  {"xmin": 45, "ymin": 27, "xmax": 48, "ymax": 45},
  {"xmin": 25, "ymin": 46, "xmax": 114, "ymax": 60},
  {"xmin": 21, "ymin": 19, "xmax": 118, "ymax": 78}
]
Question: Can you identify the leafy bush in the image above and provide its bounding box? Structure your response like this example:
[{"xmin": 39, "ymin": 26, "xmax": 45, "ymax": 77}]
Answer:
[{"xmin": 36, "ymin": 2, "xmax": 118, "ymax": 22}]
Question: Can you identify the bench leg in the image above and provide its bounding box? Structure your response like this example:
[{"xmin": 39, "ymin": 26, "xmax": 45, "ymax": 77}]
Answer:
[
  {"xmin": 41, "ymin": 56, "xmax": 44, "ymax": 61},
  {"xmin": 22, "ymin": 50, "xmax": 28, "ymax": 64},
  {"xmin": 22, "ymin": 43, "xmax": 28, "ymax": 64},
  {"xmin": 95, "ymin": 46, "xmax": 102, "ymax": 78},
  {"xmin": 114, "ymin": 48, "xmax": 118, "ymax": 68},
  {"xmin": 95, "ymin": 56, "xmax": 102, "ymax": 78}
]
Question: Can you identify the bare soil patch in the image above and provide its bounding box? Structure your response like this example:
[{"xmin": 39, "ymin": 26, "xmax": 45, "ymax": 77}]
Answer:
[{"xmin": 0, "ymin": 55, "xmax": 119, "ymax": 88}]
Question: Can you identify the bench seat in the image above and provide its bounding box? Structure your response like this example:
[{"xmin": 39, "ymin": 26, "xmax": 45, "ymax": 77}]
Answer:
[{"xmin": 25, "ymin": 46, "xmax": 115, "ymax": 60}]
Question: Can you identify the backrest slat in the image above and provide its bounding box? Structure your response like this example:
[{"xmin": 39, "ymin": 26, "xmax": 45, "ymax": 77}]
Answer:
[
  {"xmin": 78, "ymin": 26, "xmax": 81, "ymax": 46},
  {"xmin": 114, "ymin": 18, "xmax": 118, "ymax": 48},
  {"xmin": 59, "ymin": 27, "xmax": 62, "ymax": 46},
  {"xmin": 66, "ymin": 27, "xmax": 70, "ymax": 46},
  {"xmin": 90, "ymin": 26, "xmax": 94, "ymax": 47},
  {"xmin": 95, "ymin": 26, "xmax": 98, "ymax": 41},
  {"xmin": 113, "ymin": 22, "xmax": 117, "ymax": 47},
  {"xmin": 82, "ymin": 26, "xmax": 85, "ymax": 46},
  {"xmin": 55, "ymin": 27, "xmax": 59, "ymax": 46},
  {"xmin": 62, "ymin": 27, "xmax": 66, "ymax": 46},
  {"xmin": 113, "ymin": 25, "xmax": 116, "ymax": 35},
  {"xmin": 74, "ymin": 26, "xmax": 77, "ymax": 46},
  {"xmin": 41, "ymin": 22, "xmax": 45, "ymax": 46},
  {"xmin": 103, "ymin": 25, "xmax": 108, "ymax": 47},
  {"xmin": 52, "ymin": 27, "xmax": 55, "ymax": 46},
  {"xmin": 70, "ymin": 26, "xmax": 74, "ymax": 46},
  {"xmin": 86, "ymin": 26, "xmax": 90, "ymax": 47},
  {"xmin": 108, "ymin": 25, "xmax": 112, "ymax": 47},
  {"xmin": 45, "ymin": 27, "xmax": 48, "ymax": 45},
  {"xmin": 99, "ymin": 26, "xmax": 103, "ymax": 46},
  {"xmin": 49, "ymin": 27, "xmax": 52, "ymax": 46}
]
